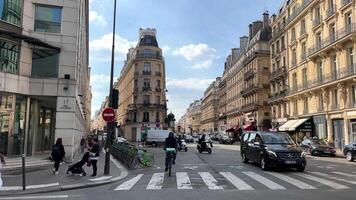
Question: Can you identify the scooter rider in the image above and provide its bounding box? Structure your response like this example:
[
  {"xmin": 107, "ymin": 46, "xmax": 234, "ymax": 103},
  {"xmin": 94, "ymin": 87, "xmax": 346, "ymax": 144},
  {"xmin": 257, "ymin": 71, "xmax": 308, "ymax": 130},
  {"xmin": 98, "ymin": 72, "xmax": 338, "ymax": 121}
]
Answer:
[
  {"xmin": 177, "ymin": 134, "xmax": 183, "ymax": 149},
  {"xmin": 164, "ymin": 132, "xmax": 178, "ymax": 171},
  {"xmin": 198, "ymin": 134, "xmax": 207, "ymax": 149}
]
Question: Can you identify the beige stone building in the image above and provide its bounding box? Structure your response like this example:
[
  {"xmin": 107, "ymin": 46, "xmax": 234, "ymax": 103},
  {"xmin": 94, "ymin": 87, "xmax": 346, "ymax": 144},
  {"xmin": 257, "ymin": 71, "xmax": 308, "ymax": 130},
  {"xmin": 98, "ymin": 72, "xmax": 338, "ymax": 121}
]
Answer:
[
  {"xmin": 184, "ymin": 100, "xmax": 202, "ymax": 134},
  {"xmin": 0, "ymin": 0, "xmax": 91, "ymax": 159},
  {"xmin": 90, "ymin": 96, "xmax": 108, "ymax": 133},
  {"xmin": 116, "ymin": 28, "xmax": 167, "ymax": 141},
  {"xmin": 225, "ymin": 13, "xmax": 272, "ymax": 131},
  {"xmin": 269, "ymin": 3, "xmax": 289, "ymax": 129},
  {"xmin": 201, "ymin": 78, "xmax": 220, "ymax": 133},
  {"xmin": 274, "ymin": 0, "xmax": 356, "ymax": 149}
]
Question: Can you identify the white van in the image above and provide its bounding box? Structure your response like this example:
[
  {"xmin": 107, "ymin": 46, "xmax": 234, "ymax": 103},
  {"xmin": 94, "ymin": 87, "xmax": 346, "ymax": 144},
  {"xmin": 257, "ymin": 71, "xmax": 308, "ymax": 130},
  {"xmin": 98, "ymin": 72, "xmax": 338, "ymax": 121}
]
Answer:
[{"xmin": 146, "ymin": 130, "xmax": 172, "ymax": 147}]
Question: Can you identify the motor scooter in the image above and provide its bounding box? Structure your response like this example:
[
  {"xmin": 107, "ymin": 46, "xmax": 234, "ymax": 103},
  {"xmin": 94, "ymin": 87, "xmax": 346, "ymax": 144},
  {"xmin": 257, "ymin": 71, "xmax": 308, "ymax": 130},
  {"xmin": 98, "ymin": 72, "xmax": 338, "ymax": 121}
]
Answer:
[
  {"xmin": 178, "ymin": 139, "xmax": 188, "ymax": 152},
  {"xmin": 197, "ymin": 141, "xmax": 212, "ymax": 154}
]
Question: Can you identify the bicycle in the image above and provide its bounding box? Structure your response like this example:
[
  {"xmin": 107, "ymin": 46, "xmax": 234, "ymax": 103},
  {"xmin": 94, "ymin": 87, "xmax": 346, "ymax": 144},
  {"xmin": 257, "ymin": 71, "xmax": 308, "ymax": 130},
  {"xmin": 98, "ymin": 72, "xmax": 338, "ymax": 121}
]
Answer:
[{"xmin": 165, "ymin": 148, "xmax": 176, "ymax": 177}]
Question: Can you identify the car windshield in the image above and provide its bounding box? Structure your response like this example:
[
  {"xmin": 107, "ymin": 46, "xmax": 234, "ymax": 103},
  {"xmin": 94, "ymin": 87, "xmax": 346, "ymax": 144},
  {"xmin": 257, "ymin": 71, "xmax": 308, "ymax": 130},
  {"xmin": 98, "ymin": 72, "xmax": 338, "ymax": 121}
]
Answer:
[
  {"xmin": 311, "ymin": 140, "xmax": 328, "ymax": 145},
  {"xmin": 261, "ymin": 133, "xmax": 295, "ymax": 145}
]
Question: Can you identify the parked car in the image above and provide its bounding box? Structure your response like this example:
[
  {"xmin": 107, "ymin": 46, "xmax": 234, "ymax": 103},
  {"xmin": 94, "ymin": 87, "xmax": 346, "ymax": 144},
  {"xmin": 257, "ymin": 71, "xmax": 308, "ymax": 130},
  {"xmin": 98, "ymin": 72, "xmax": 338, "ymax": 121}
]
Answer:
[
  {"xmin": 184, "ymin": 135, "xmax": 194, "ymax": 143},
  {"xmin": 219, "ymin": 135, "xmax": 234, "ymax": 144},
  {"xmin": 146, "ymin": 130, "xmax": 172, "ymax": 147},
  {"xmin": 300, "ymin": 138, "xmax": 336, "ymax": 157},
  {"xmin": 343, "ymin": 142, "xmax": 356, "ymax": 162},
  {"xmin": 240, "ymin": 131, "xmax": 306, "ymax": 171}
]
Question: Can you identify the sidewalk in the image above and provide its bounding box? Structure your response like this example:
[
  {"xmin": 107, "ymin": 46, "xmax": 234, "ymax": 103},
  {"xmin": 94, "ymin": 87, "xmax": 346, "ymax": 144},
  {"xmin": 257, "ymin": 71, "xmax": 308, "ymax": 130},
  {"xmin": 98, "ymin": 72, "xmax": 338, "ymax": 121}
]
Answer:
[{"xmin": 0, "ymin": 152, "xmax": 128, "ymax": 196}]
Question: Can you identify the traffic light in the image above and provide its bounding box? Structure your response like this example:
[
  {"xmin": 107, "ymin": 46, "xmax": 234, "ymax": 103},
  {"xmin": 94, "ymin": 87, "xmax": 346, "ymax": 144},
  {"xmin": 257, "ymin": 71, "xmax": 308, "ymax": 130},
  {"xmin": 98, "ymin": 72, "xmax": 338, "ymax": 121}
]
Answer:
[{"xmin": 111, "ymin": 89, "xmax": 119, "ymax": 109}]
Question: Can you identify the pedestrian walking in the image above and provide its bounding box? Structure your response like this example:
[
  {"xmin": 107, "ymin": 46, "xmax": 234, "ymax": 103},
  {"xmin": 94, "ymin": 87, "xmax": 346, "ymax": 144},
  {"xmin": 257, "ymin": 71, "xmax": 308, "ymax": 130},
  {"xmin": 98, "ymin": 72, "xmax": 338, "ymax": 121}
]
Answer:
[
  {"xmin": 51, "ymin": 138, "xmax": 65, "ymax": 175},
  {"xmin": 88, "ymin": 138, "xmax": 99, "ymax": 177},
  {"xmin": 80, "ymin": 137, "xmax": 86, "ymax": 153},
  {"xmin": 0, "ymin": 153, "xmax": 6, "ymax": 188}
]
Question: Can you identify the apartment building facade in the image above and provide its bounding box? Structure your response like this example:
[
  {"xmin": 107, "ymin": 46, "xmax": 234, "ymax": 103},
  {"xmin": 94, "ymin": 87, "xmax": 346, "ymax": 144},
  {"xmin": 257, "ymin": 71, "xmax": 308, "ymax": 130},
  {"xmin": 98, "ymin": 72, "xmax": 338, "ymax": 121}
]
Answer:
[
  {"xmin": 225, "ymin": 13, "xmax": 272, "ymax": 131},
  {"xmin": 201, "ymin": 78, "xmax": 220, "ymax": 133},
  {"xmin": 116, "ymin": 28, "xmax": 167, "ymax": 141},
  {"xmin": 275, "ymin": 0, "xmax": 356, "ymax": 149},
  {"xmin": 0, "ymin": 0, "xmax": 91, "ymax": 159}
]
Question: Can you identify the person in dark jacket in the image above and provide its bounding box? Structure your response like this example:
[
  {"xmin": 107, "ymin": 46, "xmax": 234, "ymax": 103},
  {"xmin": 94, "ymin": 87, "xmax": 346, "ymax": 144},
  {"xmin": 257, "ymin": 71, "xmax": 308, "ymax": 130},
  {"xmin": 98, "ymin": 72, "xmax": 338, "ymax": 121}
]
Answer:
[
  {"xmin": 89, "ymin": 138, "xmax": 100, "ymax": 177},
  {"xmin": 164, "ymin": 132, "xmax": 177, "ymax": 171},
  {"xmin": 51, "ymin": 138, "xmax": 65, "ymax": 175}
]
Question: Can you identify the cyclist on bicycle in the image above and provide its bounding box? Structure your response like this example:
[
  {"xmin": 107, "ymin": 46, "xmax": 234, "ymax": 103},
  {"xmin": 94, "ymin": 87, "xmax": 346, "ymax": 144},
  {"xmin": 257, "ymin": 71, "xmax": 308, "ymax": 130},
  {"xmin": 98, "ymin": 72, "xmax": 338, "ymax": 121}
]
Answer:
[{"xmin": 164, "ymin": 132, "xmax": 178, "ymax": 171}]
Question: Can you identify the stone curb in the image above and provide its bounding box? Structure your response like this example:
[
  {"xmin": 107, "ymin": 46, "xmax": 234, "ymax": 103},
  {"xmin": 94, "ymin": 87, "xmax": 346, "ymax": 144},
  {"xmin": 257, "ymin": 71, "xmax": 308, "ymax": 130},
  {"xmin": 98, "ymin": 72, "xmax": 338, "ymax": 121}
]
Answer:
[{"xmin": 0, "ymin": 155, "xmax": 128, "ymax": 196}]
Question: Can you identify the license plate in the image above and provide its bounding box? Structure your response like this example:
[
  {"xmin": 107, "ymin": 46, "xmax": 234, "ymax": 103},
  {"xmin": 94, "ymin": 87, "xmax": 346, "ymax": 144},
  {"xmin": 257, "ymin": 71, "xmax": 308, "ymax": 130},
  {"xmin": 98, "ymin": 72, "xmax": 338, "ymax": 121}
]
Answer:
[{"xmin": 285, "ymin": 160, "xmax": 297, "ymax": 164}]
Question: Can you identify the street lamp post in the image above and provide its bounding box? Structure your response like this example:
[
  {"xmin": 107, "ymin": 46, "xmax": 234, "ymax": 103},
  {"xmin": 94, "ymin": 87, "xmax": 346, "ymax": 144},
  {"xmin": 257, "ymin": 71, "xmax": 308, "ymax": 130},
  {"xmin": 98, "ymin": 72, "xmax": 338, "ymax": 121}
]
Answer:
[{"xmin": 104, "ymin": 0, "xmax": 117, "ymax": 175}]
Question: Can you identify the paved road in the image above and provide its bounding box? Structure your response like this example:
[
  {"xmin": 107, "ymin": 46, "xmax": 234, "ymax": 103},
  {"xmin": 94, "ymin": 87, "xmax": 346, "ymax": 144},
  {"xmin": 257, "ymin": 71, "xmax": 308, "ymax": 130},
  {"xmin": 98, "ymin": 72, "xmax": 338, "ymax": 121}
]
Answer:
[{"xmin": 5, "ymin": 143, "xmax": 356, "ymax": 200}]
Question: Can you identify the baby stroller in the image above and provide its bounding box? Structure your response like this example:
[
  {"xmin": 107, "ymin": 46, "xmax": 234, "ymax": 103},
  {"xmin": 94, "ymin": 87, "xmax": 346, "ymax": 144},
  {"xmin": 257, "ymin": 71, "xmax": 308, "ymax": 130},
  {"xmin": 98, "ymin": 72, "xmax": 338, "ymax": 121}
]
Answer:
[{"xmin": 67, "ymin": 152, "xmax": 90, "ymax": 176}]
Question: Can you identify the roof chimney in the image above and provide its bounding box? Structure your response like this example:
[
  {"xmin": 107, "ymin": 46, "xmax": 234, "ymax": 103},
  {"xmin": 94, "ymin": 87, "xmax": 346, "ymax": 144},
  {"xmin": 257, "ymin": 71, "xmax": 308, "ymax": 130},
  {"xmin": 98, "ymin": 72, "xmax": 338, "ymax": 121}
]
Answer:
[
  {"xmin": 248, "ymin": 24, "xmax": 253, "ymax": 41},
  {"xmin": 252, "ymin": 21, "xmax": 263, "ymax": 37},
  {"xmin": 263, "ymin": 12, "xmax": 270, "ymax": 28},
  {"xmin": 240, "ymin": 36, "xmax": 248, "ymax": 51}
]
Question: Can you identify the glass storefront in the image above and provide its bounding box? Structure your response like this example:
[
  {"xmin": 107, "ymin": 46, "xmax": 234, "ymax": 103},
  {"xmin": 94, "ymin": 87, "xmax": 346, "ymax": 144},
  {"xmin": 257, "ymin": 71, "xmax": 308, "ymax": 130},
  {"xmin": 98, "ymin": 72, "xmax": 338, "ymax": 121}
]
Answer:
[
  {"xmin": 0, "ymin": 92, "xmax": 56, "ymax": 157},
  {"xmin": 313, "ymin": 115, "xmax": 327, "ymax": 140}
]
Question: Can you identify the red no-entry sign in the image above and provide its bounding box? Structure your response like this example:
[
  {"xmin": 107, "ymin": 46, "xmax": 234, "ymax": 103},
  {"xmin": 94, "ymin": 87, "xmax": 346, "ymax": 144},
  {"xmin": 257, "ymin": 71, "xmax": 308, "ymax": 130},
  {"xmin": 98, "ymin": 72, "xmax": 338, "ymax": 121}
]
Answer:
[{"xmin": 102, "ymin": 107, "xmax": 116, "ymax": 122}]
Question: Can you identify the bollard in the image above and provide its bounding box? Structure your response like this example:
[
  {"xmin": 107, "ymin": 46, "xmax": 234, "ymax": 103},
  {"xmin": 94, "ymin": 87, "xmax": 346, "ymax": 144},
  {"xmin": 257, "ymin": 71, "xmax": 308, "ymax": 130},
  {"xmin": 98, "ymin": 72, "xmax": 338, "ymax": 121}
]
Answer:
[{"xmin": 22, "ymin": 154, "xmax": 26, "ymax": 190}]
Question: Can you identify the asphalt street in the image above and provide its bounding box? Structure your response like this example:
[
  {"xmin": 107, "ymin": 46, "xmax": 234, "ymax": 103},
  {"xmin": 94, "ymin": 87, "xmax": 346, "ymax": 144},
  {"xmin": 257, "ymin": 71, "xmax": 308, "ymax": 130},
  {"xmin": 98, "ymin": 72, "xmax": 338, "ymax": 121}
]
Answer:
[{"xmin": 4, "ymin": 143, "xmax": 356, "ymax": 200}]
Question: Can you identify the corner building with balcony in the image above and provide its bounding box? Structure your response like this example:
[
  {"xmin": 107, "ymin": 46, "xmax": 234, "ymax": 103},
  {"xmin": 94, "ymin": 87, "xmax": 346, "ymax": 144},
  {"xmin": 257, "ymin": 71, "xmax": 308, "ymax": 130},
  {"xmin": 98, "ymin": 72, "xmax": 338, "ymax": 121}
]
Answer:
[
  {"xmin": 201, "ymin": 78, "xmax": 220, "ymax": 133},
  {"xmin": 116, "ymin": 28, "xmax": 167, "ymax": 141},
  {"xmin": 0, "ymin": 0, "xmax": 91, "ymax": 159},
  {"xmin": 225, "ymin": 13, "xmax": 272, "ymax": 131},
  {"xmin": 278, "ymin": 0, "xmax": 356, "ymax": 149}
]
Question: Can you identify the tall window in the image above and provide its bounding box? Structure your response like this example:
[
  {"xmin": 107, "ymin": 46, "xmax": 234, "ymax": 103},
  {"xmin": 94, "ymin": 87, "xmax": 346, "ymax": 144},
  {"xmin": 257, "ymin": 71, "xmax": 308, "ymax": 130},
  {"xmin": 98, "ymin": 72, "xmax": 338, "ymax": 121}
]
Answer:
[
  {"xmin": 332, "ymin": 89, "xmax": 338, "ymax": 109},
  {"xmin": 31, "ymin": 49, "xmax": 59, "ymax": 78},
  {"xmin": 319, "ymin": 93, "xmax": 324, "ymax": 111},
  {"xmin": 143, "ymin": 62, "xmax": 151, "ymax": 72},
  {"xmin": 348, "ymin": 47, "xmax": 355, "ymax": 72},
  {"xmin": 330, "ymin": 23, "xmax": 336, "ymax": 41},
  {"xmin": 301, "ymin": 42, "xmax": 306, "ymax": 61},
  {"xmin": 156, "ymin": 80, "xmax": 161, "ymax": 88},
  {"xmin": 143, "ymin": 95, "xmax": 150, "ymax": 104},
  {"xmin": 302, "ymin": 68, "xmax": 308, "ymax": 88},
  {"xmin": 352, "ymin": 85, "xmax": 356, "ymax": 106},
  {"xmin": 156, "ymin": 96, "xmax": 160, "ymax": 104},
  {"xmin": 292, "ymin": 72, "xmax": 297, "ymax": 90},
  {"xmin": 316, "ymin": 32, "xmax": 322, "ymax": 49},
  {"xmin": 314, "ymin": 6, "xmax": 321, "ymax": 24},
  {"xmin": 276, "ymin": 40, "xmax": 280, "ymax": 53},
  {"xmin": 293, "ymin": 100, "xmax": 298, "ymax": 115},
  {"xmin": 0, "ymin": 0, "xmax": 22, "ymax": 26},
  {"xmin": 34, "ymin": 5, "xmax": 62, "ymax": 33},
  {"xmin": 291, "ymin": 28, "xmax": 296, "ymax": 42},
  {"xmin": 303, "ymin": 97, "xmax": 308, "ymax": 113},
  {"xmin": 331, "ymin": 55, "xmax": 338, "ymax": 79},
  {"xmin": 143, "ymin": 79, "xmax": 150, "ymax": 87},
  {"xmin": 345, "ymin": 12, "xmax": 352, "ymax": 32},
  {"xmin": 291, "ymin": 49, "xmax": 297, "ymax": 66},
  {"xmin": 143, "ymin": 112, "xmax": 149, "ymax": 122},
  {"xmin": 317, "ymin": 61, "xmax": 323, "ymax": 83},
  {"xmin": 300, "ymin": 19, "xmax": 306, "ymax": 34},
  {"xmin": 0, "ymin": 39, "xmax": 19, "ymax": 74},
  {"xmin": 281, "ymin": 36, "xmax": 285, "ymax": 49},
  {"xmin": 156, "ymin": 112, "xmax": 160, "ymax": 123}
]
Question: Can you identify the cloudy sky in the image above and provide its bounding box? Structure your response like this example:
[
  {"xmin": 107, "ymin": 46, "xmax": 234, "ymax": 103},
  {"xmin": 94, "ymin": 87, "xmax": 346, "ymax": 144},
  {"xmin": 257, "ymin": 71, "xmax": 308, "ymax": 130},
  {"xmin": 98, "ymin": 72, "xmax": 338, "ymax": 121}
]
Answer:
[{"xmin": 89, "ymin": 0, "xmax": 282, "ymax": 120}]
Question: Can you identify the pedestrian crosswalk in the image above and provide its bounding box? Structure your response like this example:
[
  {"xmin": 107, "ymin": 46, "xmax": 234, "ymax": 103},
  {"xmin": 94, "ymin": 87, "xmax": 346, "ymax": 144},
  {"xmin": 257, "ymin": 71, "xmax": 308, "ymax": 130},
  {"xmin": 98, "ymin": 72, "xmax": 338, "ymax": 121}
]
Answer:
[{"xmin": 114, "ymin": 171, "xmax": 356, "ymax": 191}]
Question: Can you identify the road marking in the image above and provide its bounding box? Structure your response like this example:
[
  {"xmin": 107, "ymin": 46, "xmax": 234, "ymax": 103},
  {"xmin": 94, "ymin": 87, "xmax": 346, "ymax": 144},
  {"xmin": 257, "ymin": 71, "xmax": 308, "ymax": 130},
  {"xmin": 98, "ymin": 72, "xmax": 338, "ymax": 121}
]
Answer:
[
  {"xmin": 89, "ymin": 176, "xmax": 113, "ymax": 182},
  {"xmin": 147, "ymin": 173, "xmax": 164, "ymax": 190},
  {"xmin": 219, "ymin": 172, "xmax": 254, "ymax": 190},
  {"xmin": 176, "ymin": 172, "xmax": 193, "ymax": 189},
  {"xmin": 294, "ymin": 173, "xmax": 349, "ymax": 189},
  {"xmin": 243, "ymin": 171, "xmax": 286, "ymax": 190},
  {"xmin": 309, "ymin": 172, "xmax": 356, "ymax": 185},
  {"xmin": 332, "ymin": 171, "xmax": 356, "ymax": 178},
  {"xmin": 0, "ymin": 195, "xmax": 68, "ymax": 200},
  {"xmin": 198, "ymin": 172, "xmax": 223, "ymax": 190},
  {"xmin": 0, "ymin": 183, "xmax": 59, "ymax": 191},
  {"xmin": 114, "ymin": 174, "xmax": 143, "ymax": 191},
  {"xmin": 265, "ymin": 172, "xmax": 315, "ymax": 189}
]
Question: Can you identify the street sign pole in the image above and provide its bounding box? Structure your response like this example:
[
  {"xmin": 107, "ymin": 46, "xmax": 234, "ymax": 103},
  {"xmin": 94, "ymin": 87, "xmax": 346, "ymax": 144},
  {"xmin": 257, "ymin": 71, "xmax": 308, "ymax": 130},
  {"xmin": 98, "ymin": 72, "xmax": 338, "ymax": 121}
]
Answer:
[{"xmin": 104, "ymin": 0, "xmax": 117, "ymax": 175}]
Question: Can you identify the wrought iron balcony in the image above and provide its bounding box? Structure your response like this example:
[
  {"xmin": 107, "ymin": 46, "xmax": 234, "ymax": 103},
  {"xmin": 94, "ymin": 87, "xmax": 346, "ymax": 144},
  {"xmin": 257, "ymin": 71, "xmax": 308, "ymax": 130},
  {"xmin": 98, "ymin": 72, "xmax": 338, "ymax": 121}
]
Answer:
[
  {"xmin": 136, "ymin": 53, "xmax": 164, "ymax": 60},
  {"xmin": 155, "ymin": 87, "xmax": 162, "ymax": 92},
  {"xmin": 326, "ymin": 6, "xmax": 336, "ymax": 19},
  {"xmin": 142, "ymin": 71, "xmax": 151, "ymax": 75},
  {"xmin": 240, "ymin": 84, "xmax": 260, "ymax": 97},
  {"xmin": 285, "ymin": 0, "xmax": 313, "ymax": 25},
  {"xmin": 142, "ymin": 86, "xmax": 151, "ymax": 91},
  {"xmin": 270, "ymin": 66, "xmax": 287, "ymax": 82},
  {"xmin": 268, "ymin": 89, "xmax": 288, "ymax": 103},
  {"xmin": 241, "ymin": 102, "xmax": 259, "ymax": 113},
  {"xmin": 244, "ymin": 70, "xmax": 255, "ymax": 81},
  {"xmin": 155, "ymin": 71, "xmax": 162, "ymax": 76}
]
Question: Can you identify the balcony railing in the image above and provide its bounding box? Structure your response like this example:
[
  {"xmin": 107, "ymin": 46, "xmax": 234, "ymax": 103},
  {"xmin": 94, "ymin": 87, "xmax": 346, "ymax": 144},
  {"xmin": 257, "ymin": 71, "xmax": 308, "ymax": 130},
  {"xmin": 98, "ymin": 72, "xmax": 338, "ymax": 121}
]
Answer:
[
  {"xmin": 241, "ymin": 102, "xmax": 259, "ymax": 112},
  {"xmin": 341, "ymin": 0, "xmax": 352, "ymax": 8},
  {"xmin": 300, "ymin": 53, "xmax": 307, "ymax": 62},
  {"xmin": 136, "ymin": 53, "xmax": 164, "ymax": 60},
  {"xmin": 243, "ymin": 50, "xmax": 270, "ymax": 66},
  {"xmin": 142, "ymin": 86, "xmax": 151, "ymax": 91},
  {"xmin": 240, "ymin": 84, "xmax": 260, "ymax": 97},
  {"xmin": 286, "ymin": 0, "xmax": 313, "ymax": 25},
  {"xmin": 326, "ymin": 6, "xmax": 336, "ymax": 19},
  {"xmin": 155, "ymin": 71, "xmax": 162, "ymax": 76},
  {"xmin": 155, "ymin": 87, "xmax": 162, "ymax": 92},
  {"xmin": 268, "ymin": 89, "xmax": 288, "ymax": 103},
  {"xmin": 288, "ymin": 66, "xmax": 356, "ymax": 95},
  {"xmin": 142, "ymin": 71, "xmax": 152, "ymax": 75},
  {"xmin": 313, "ymin": 17, "xmax": 322, "ymax": 27},
  {"xmin": 244, "ymin": 70, "xmax": 255, "ymax": 81},
  {"xmin": 270, "ymin": 66, "xmax": 287, "ymax": 81},
  {"xmin": 331, "ymin": 104, "xmax": 339, "ymax": 110},
  {"xmin": 308, "ymin": 23, "xmax": 356, "ymax": 57}
]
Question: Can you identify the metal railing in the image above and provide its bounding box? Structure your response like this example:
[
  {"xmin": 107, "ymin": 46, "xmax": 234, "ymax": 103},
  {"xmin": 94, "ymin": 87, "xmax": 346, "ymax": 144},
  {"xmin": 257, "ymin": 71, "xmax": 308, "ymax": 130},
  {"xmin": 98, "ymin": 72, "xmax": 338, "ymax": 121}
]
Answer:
[
  {"xmin": 111, "ymin": 143, "xmax": 154, "ymax": 169},
  {"xmin": 326, "ymin": 6, "xmax": 336, "ymax": 18},
  {"xmin": 240, "ymin": 84, "xmax": 260, "ymax": 97},
  {"xmin": 136, "ymin": 53, "xmax": 164, "ymax": 60},
  {"xmin": 142, "ymin": 86, "xmax": 151, "ymax": 91},
  {"xmin": 155, "ymin": 71, "xmax": 162, "ymax": 76},
  {"xmin": 270, "ymin": 66, "xmax": 287, "ymax": 81},
  {"xmin": 268, "ymin": 89, "xmax": 288, "ymax": 103},
  {"xmin": 142, "ymin": 71, "xmax": 151, "ymax": 75},
  {"xmin": 342, "ymin": 0, "xmax": 352, "ymax": 8},
  {"xmin": 286, "ymin": 0, "xmax": 313, "ymax": 25},
  {"xmin": 244, "ymin": 70, "xmax": 255, "ymax": 81}
]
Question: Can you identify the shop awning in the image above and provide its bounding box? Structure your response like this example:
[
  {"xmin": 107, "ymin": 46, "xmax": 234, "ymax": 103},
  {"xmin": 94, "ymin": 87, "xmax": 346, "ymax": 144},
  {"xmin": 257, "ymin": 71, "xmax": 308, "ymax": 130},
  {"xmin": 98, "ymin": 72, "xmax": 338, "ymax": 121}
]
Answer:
[{"xmin": 278, "ymin": 118, "xmax": 310, "ymax": 132}]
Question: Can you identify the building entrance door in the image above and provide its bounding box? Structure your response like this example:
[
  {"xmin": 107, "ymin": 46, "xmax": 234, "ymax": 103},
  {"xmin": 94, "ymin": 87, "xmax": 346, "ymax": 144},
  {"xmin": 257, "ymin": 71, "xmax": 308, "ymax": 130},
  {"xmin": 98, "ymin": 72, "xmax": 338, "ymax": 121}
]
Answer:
[
  {"xmin": 36, "ymin": 107, "xmax": 55, "ymax": 153},
  {"xmin": 333, "ymin": 119, "xmax": 344, "ymax": 149},
  {"xmin": 350, "ymin": 121, "xmax": 356, "ymax": 143}
]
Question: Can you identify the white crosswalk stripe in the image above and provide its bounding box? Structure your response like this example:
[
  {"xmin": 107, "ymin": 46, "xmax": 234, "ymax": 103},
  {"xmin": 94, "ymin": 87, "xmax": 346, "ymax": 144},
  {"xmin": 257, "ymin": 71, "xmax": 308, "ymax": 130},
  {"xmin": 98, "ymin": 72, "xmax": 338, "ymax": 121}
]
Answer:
[
  {"xmin": 332, "ymin": 171, "xmax": 356, "ymax": 178},
  {"xmin": 294, "ymin": 173, "xmax": 349, "ymax": 190},
  {"xmin": 242, "ymin": 171, "xmax": 286, "ymax": 190},
  {"xmin": 115, "ymin": 174, "xmax": 144, "ymax": 191},
  {"xmin": 309, "ymin": 172, "xmax": 356, "ymax": 185},
  {"xmin": 176, "ymin": 172, "xmax": 193, "ymax": 189},
  {"xmin": 265, "ymin": 172, "xmax": 315, "ymax": 189},
  {"xmin": 147, "ymin": 173, "xmax": 165, "ymax": 190},
  {"xmin": 198, "ymin": 172, "xmax": 223, "ymax": 190},
  {"xmin": 219, "ymin": 172, "xmax": 254, "ymax": 190}
]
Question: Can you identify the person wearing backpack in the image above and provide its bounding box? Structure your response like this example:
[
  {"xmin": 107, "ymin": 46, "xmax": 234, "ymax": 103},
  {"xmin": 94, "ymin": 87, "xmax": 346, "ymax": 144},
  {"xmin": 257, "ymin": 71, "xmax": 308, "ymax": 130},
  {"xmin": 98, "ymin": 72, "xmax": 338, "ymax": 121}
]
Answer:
[{"xmin": 51, "ymin": 138, "xmax": 65, "ymax": 175}]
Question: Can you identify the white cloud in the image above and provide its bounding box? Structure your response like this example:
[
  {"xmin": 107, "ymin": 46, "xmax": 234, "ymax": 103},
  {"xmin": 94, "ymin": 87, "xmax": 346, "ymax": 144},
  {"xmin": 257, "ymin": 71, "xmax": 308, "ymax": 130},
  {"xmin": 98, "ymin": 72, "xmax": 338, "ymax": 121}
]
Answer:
[
  {"xmin": 90, "ymin": 74, "xmax": 110, "ymax": 85},
  {"xmin": 161, "ymin": 45, "xmax": 171, "ymax": 54},
  {"xmin": 89, "ymin": 10, "xmax": 107, "ymax": 25},
  {"xmin": 90, "ymin": 33, "xmax": 137, "ymax": 55},
  {"xmin": 166, "ymin": 77, "xmax": 215, "ymax": 90},
  {"xmin": 173, "ymin": 43, "xmax": 218, "ymax": 69}
]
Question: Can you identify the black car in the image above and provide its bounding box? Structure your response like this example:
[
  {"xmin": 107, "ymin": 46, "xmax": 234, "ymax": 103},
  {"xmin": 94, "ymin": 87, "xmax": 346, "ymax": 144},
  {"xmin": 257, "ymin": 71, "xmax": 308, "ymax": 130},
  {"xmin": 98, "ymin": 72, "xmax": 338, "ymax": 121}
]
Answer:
[
  {"xmin": 219, "ymin": 136, "xmax": 234, "ymax": 144},
  {"xmin": 343, "ymin": 142, "xmax": 356, "ymax": 162},
  {"xmin": 240, "ymin": 131, "xmax": 306, "ymax": 171},
  {"xmin": 300, "ymin": 139, "xmax": 336, "ymax": 157}
]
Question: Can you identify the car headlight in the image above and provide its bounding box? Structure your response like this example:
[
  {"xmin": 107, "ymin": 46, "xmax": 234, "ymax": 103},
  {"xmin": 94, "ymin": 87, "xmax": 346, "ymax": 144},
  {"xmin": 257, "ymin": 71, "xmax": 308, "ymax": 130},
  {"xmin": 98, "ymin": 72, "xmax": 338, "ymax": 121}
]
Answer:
[{"xmin": 268, "ymin": 150, "xmax": 277, "ymax": 157}]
